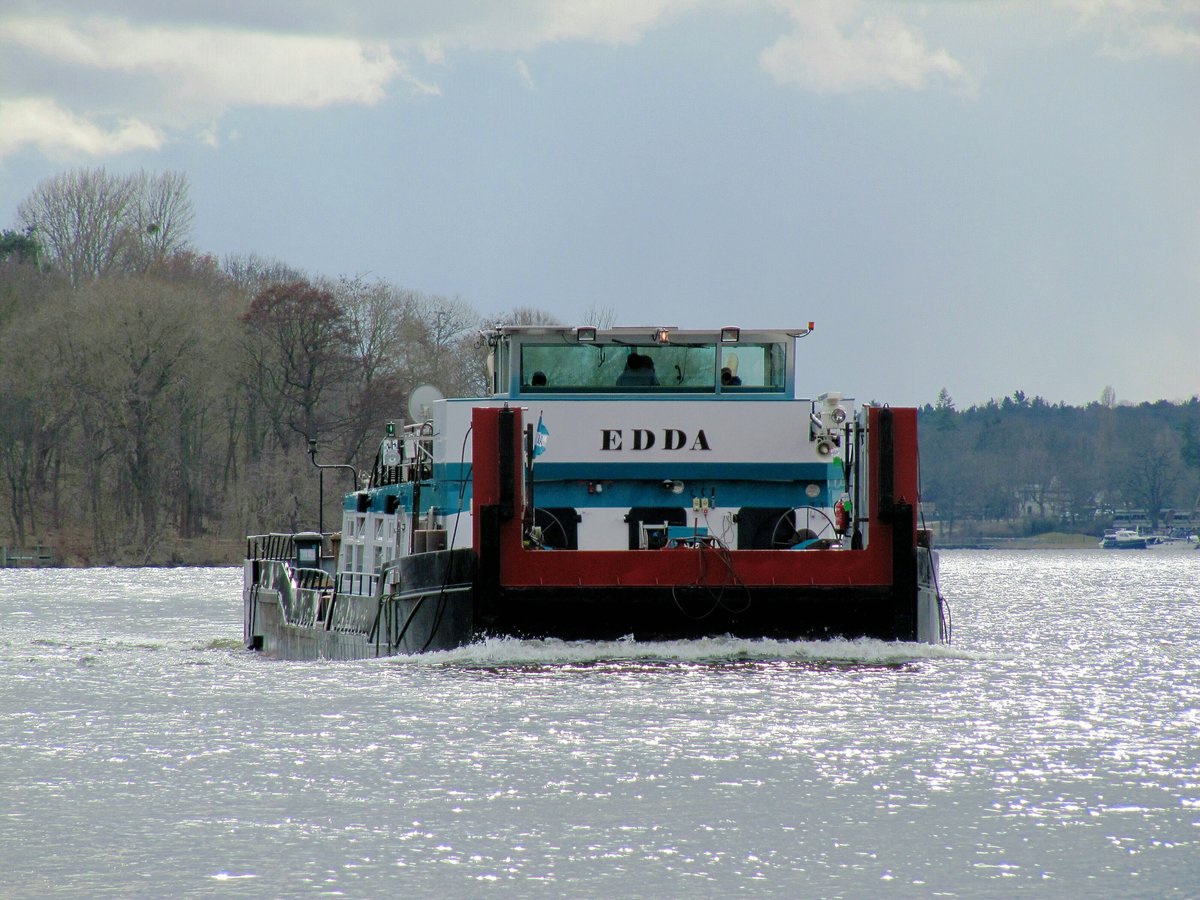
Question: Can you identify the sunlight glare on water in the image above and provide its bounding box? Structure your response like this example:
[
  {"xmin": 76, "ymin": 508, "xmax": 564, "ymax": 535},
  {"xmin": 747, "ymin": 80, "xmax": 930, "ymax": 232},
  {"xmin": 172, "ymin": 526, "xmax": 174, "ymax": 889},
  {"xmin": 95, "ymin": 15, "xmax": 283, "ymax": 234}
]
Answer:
[{"xmin": 1, "ymin": 552, "xmax": 1198, "ymax": 896}]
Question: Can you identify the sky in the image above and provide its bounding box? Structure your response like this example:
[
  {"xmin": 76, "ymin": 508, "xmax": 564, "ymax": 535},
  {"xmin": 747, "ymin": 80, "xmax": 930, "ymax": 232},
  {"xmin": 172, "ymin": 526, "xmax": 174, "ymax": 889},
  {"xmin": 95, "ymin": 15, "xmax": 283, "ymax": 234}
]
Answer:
[{"xmin": 0, "ymin": 1, "xmax": 1197, "ymax": 409}]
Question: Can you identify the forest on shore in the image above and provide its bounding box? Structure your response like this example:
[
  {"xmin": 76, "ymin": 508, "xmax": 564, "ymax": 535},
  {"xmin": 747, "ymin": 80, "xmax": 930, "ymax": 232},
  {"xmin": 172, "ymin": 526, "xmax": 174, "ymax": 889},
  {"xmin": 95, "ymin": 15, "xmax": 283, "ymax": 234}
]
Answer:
[
  {"xmin": 917, "ymin": 390, "xmax": 1200, "ymax": 544},
  {"xmin": 2, "ymin": 168, "xmax": 1198, "ymax": 564}
]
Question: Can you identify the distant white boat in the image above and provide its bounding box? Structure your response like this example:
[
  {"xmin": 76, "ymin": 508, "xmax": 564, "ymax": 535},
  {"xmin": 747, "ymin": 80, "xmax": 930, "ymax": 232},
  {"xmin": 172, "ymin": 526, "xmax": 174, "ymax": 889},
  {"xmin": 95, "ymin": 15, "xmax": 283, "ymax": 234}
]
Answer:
[
  {"xmin": 1144, "ymin": 534, "xmax": 1200, "ymax": 552},
  {"xmin": 1100, "ymin": 529, "xmax": 1147, "ymax": 549}
]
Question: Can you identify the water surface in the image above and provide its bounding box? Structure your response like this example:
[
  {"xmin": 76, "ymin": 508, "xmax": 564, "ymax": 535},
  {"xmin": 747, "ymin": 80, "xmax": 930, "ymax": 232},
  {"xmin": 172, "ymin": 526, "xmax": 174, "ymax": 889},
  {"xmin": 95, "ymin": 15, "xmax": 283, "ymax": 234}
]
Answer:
[{"xmin": 2, "ymin": 551, "xmax": 1198, "ymax": 896}]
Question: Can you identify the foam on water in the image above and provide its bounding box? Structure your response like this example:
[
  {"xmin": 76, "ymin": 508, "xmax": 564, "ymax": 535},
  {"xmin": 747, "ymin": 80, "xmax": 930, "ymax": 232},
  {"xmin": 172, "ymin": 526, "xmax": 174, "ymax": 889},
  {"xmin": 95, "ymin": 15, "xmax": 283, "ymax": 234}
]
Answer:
[{"xmin": 388, "ymin": 634, "xmax": 998, "ymax": 669}]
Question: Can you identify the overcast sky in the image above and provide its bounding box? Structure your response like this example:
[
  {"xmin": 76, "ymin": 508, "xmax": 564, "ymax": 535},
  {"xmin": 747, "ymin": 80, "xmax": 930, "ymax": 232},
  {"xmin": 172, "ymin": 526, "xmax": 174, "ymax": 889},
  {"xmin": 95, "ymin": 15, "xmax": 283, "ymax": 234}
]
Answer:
[{"xmin": 1, "ymin": 1, "xmax": 1197, "ymax": 408}]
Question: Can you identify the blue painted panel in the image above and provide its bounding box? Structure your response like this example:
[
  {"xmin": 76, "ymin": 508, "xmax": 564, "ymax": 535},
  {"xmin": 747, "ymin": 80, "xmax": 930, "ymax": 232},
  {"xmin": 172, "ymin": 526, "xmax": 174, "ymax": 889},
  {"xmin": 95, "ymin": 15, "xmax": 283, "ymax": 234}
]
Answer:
[
  {"xmin": 353, "ymin": 461, "xmax": 838, "ymax": 516},
  {"xmin": 531, "ymin": 461, "xmax": 832, "ymax": 481},
  {"xmin": 530, "ymin": 481, "xmax": 833, "ymax": 509}
]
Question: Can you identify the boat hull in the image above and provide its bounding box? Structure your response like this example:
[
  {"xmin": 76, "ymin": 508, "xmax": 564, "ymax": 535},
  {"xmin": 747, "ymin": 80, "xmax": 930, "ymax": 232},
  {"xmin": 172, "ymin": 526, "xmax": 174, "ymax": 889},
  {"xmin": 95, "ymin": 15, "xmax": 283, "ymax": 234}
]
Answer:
[
  {"xmin": 244, "ymin": 549, "xmax": 476, "ymax": 658},
  {"xmin": 1101, "ymin": 538, "xmax": 1148, "ymax": 549},
  {"xmin": 244, "ymin": 547, "xmax": 944, "ymax": 660}
]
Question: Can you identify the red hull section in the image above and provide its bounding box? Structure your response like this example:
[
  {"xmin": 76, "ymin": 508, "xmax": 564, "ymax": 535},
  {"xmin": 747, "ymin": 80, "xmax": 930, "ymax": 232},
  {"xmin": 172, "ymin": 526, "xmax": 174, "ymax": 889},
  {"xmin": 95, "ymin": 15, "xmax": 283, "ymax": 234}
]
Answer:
[{"xmin": 472, "ymin": 405, "xmax": 920, "ymax": 593}]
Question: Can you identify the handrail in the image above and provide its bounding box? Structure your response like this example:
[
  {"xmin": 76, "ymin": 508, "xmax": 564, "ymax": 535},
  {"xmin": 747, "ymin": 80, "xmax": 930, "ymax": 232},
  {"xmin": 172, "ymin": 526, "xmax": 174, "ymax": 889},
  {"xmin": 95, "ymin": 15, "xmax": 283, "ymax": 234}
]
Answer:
[
  {"xmin": 246, "ymin": 533, "xmax": 336, "ymax": 561},
  {"xmin": 0, "ymin": 546, "xmax": 56, "ymax": 567}
]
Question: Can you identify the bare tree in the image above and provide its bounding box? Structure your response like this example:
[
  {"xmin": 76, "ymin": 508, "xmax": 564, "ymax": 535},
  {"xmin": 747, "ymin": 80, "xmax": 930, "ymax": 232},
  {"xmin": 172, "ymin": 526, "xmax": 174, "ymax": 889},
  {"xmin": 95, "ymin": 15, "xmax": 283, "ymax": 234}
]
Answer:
[
  {"xmin": 18, "ymin": 168, "xmax": 136, "ymax": 285},
  {"xmin": 0, "ymin": 388, "xmax": 46, "ymax": 546},
  {"xmin": 330, "ymin": 275, "xmax": 411, "ymax": 459},
  {"xmin": 1055, "ymin": 433, "xmax": 1102, "ymax": 525},
  {"xmin": 1123, "ymin": 428, "xmax": 1185, "ymax": 529},
  {"xmin": 581, "ymin": 302, "xmax": 618, "ymax": 328},
  {"xmin": 335, "ymin": 275, "xmax": 411, "ymax": 389},
  {"xmin": 58, "ymin": 278, "xmax": 211, "ymax": 553},
  {"xmin": 241, "ymin": 279, "xmax": 355, "ymax": 452},
  {"xmin": 16, "ymin": 167, "xmax": 194, "ymax": 286},
  {"xmin": 498, "ymin": 306, "xmax": 561, "ymax": 326},
  {"xmin": 402, "ymin": 294, "xmax": 482, "ymax": 398},
  {"xmin": 129, "ymin": 170, "xmax": 195, "ymax": 270},
  {"xmin": 222, "ymin": 253, "xmax": 304, "ymax": 295},
  {"xmin": 0, "ymin": 264, "xmax": 73, "ymax": 546}
]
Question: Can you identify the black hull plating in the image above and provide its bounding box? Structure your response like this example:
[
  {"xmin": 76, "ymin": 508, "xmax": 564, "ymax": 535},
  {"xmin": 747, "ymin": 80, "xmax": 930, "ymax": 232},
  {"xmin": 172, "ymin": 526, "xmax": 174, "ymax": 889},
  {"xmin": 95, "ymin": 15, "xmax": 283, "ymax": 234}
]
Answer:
[
  {"xmin": 244, "ymin": 548, "xmax": 943, "ymax": 660},
  {"xmin": 244, "ymin": 549, "xmax": 476, "ymax": 659},
  {"xmin": 479, "ymin": 586, "xmax": 906, "ymax": 643}
]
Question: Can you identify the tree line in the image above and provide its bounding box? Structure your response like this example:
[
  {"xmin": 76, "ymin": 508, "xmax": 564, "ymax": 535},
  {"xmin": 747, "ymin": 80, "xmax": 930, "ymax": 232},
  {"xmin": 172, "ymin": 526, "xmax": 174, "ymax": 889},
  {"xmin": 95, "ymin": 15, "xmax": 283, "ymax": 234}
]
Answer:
[
  {"xmin": 2, "ymin": 167, "xmax": 1198, "ymax": 563},
  {"xmin": 918, "ymin": 389, "xmax": 1200, "ymax": 539},
  {"xmin": 0, "ymin": 168, "xmax": 540, "ymax": 563}
]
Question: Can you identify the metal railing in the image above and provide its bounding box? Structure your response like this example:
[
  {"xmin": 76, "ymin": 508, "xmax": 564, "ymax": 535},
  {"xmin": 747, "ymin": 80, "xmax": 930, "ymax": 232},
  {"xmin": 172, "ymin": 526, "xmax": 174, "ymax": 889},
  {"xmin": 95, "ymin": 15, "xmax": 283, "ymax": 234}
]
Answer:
[
  {"xmin": 336, "ymin": 571, "xmax": 379, "ymax": 598},
  {"xmin": 247, "ymin": 533, "xmax": 303, "ymax": 561},
  {"xmin": 0, "ymin": 546, "xmax": 55, "ymax": 567}
]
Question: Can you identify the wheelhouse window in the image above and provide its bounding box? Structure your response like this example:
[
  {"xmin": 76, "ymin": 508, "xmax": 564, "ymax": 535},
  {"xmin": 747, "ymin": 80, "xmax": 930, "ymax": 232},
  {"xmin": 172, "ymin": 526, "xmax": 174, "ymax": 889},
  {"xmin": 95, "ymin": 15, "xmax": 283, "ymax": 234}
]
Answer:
[
  {"xmin": 518, "ymin": 341, "xmax": 786, "ymax": 394},
  {"xmin": 717, "ymin": 343, "xmax": 787, "ymax": 392}
]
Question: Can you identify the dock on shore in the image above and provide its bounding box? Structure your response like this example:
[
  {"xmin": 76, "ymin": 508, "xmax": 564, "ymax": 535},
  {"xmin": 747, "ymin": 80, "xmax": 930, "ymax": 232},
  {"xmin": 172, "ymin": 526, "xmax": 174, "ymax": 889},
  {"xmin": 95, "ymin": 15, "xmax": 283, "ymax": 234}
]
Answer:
[{"xmin": 1, "ymin": 546, "xmax": 56, "ymax": 567}]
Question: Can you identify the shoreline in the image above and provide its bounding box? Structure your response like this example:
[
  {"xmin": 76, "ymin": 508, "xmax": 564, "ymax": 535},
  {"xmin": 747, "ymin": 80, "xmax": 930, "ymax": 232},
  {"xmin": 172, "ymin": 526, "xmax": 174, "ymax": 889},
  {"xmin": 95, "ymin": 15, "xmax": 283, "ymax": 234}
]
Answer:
[{"xmin": 7, "ymin": 532, "xmax": 1198, "ymax": 567}]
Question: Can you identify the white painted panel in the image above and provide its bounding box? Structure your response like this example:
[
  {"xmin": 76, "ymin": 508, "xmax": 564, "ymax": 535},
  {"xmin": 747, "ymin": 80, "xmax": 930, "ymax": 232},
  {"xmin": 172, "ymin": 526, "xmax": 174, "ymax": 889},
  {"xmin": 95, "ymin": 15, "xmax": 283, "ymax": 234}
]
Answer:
[
  {"xmin": 577, "ymin": 508, "xmax": 633, "ymax": 550},
  {"xmin": 437, "ymin": 398, "xmax": 844, "ymax": 465}
]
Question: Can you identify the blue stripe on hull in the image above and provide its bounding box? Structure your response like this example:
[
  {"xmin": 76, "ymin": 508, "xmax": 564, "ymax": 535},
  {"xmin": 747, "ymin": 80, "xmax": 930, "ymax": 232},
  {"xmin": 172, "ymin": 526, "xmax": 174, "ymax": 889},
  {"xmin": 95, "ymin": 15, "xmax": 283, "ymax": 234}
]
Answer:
[
  {"xmin": 529, "ymin": 461, "xmax": 833, "ymax": 481},
  {"xmin": 348, "ymin": 460, "xmax": 840, "ymax": 515}
]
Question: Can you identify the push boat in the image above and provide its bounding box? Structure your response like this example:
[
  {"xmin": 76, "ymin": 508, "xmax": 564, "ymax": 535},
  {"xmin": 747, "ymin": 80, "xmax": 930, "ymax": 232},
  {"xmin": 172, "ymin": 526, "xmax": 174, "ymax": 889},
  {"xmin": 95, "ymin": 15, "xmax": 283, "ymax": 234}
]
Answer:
[{"xmin": 244, "ymin": 324, "xmax": 948, "ymax": 659}]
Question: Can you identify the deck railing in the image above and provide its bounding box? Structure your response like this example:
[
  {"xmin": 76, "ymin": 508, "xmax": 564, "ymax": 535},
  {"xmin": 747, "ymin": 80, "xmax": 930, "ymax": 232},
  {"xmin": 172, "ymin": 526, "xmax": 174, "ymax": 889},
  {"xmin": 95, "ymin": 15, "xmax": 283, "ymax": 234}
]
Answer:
[{"xmin": 0, "ymin": 546, "xmax": 56, "ymax": 567}]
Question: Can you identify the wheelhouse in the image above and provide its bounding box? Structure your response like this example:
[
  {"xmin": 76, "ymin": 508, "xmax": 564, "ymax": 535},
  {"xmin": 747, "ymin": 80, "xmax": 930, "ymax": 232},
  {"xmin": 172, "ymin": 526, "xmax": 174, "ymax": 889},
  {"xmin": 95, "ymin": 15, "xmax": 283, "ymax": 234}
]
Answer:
[{"xmin": 484, "ymin": 325, "xmax": 809, "ymax": 398}]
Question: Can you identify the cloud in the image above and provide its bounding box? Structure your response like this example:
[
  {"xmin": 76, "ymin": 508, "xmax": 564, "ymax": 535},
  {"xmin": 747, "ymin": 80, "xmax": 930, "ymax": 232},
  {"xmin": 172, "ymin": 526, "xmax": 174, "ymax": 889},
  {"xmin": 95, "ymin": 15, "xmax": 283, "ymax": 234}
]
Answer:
[
  {"xmin": 759, "ymin": 1, "xmax": 974, "ymax": 94},
  {"xmin": 1, "ymin": 17, "xmax": 405, "ymax": 111},
  {"xmin": 1056, "ymin": 0, "xmax": 1200, "ymax": 59},
  {"xmin": 1, "ymin": 1, "xmax": 1194, "ymax": 164},
  {"xmin": 515, "ymin": 59, "xmax": 536, "ymax": 90},
  {"xmin": 196, "ymin": 122, "xmax": 220, "ymax": 149},
  {"xmin": 0, "ymin": 96, "xmax": 163, "ymax": 158},
  {"xmin": 1113, "ymin": 19, "xmax": 1200, "ymax": 59},
  {"xmin": 0, "ymin": 4, "xmax": 700, "ymax": 161},
  {"xmin": 539, "ymin": 0, "xmax": 699, "ymax": 46},
  {"xmin": 411, "ymin": 0, "xmax": 704, "ymax": 54},
  {"xmin": 0, "ymin": 14, "xmax": 425, "ymax": 159}
]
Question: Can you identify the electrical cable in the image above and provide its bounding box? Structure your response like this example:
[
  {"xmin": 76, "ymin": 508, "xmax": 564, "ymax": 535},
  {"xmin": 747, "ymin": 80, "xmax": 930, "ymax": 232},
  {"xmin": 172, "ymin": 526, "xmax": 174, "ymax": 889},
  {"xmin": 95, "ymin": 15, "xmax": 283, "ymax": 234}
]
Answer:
[
  {"xmin": 414, "ymin": 424, "xmax": 474, "ymax": 652},
  {"xmin": 669, "ymin": 530, "xmax": 752, "ymax": 620}
]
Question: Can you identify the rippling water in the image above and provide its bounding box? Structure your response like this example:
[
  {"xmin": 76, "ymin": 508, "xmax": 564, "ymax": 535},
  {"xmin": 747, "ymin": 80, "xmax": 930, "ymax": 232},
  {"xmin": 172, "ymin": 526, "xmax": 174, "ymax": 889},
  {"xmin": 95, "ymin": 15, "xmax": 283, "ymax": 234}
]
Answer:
[{"xmin": 2, "ymin": 551, "xmax": 1198, "ymax": 897}]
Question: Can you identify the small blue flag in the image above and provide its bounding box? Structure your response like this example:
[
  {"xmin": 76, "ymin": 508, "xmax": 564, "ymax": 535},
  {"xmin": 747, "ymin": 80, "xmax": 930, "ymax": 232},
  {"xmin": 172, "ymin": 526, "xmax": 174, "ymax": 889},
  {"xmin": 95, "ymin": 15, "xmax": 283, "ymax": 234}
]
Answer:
[{"xmin": 534, "ymin": 413, "xmax": 549, "ymax": 458}]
